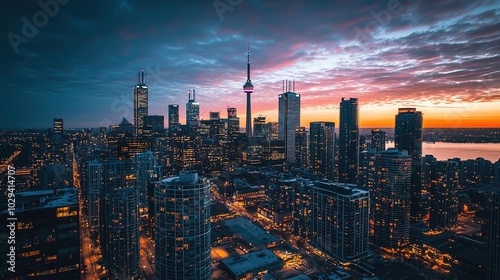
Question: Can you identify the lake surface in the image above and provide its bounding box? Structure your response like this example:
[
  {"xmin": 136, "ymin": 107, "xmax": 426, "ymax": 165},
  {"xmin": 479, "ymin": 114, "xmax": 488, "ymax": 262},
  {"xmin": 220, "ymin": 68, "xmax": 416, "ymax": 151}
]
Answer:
[{"xmin": 386, "ymin": 142, "xmax": 500, "ymax": 162}]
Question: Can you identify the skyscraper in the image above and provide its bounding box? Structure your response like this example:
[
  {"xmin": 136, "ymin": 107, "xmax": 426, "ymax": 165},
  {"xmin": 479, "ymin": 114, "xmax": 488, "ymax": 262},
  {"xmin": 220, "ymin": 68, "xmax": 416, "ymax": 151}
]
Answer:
[
  {"xmin": 339, "ymin": 98, "xmax": 359, "ymax": 184},
  {"xmin": 168, "ymin": 104, "xmax": 180, "ymax": 130},
  {"xmin": 86, "ymin": 160, "xmax": 103, "ymax": 234},
  {"xmin": 358, "ymin": 149, "xmax": 376, "ymax": 191},
  {"xmin": 309, "ymin": 122, "xmax": 335, "ymax": 180},
  {"xmin": 253, "ymin": 116, "xmax": 266, "ymax": 137},
  {"xmin": 101, "ymin": 160, "xmax": 140, "ymax": 279},
  {"xmin": 243, "ymin": 43, "xmax": 254, "ymax": 137},
  {"xmin": 227, "ymin": 107, "xmax": 239, "ymax": 138},
  {"xmin": 155, "ymin": 171, "xmax": 211, "ymax": 280},
  {"xmin": 395, "ymin": 108, "xmax": 423, "ymax": 223},
  {"xmin": 278, "ymin": 81, "xmax": 300, "ymax": 163},
  {"xmin": 53, "ymin": 118, "xmax": 63, "ymax": 134},
  {"xmin": 373, "ymin": 148, "xmax": 411, "ymax": 249},
  {"xmin": 134, "ymin": 70, "xmax": 148, "ymax": 136},
  {"xmin": 53, "ymin": 118, "xmax": 63, "ymax": 141},
  {"xmin": 371, "ymin": 129, "xmax": 386, "ymax": 152},
  {"xmin": 134, "ymin": 150, "xmax": 157, "ymax": 216},
  {"xmin": 429, "ymin": 160, "xmax": 459, "ymax": 229},
  {"xmin": 186, "ymin": 89, "xmax": 200, "ymax": 132},
  {"xmin": 295, "ymin": 126, "xmax": 308, "ymax": 168},
  {"xmin": 310, "ymin": 182, "xmax": 369, "ymax": 262}
]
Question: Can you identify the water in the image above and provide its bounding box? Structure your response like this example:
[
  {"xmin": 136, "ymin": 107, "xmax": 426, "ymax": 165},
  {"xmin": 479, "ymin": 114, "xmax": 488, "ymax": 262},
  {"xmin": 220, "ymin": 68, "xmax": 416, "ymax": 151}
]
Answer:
[{"xmin": 385, "ymin": 142, "xmax": 500, "ymax": 162}]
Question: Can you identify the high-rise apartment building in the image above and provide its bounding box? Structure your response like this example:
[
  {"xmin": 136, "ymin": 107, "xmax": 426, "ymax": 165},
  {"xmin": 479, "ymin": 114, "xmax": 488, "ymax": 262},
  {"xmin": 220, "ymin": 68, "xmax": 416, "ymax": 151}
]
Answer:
[
  {"xmin": 339, "ymin": 98, "xmax": 359, "ymax": 184},
  {"xmin": 371, "ymin": 129, "xmax": 386, "ymax": 152},
  {"xmin": 429, "ymin": 160, "xmax": 459, "ymax": 228},
  {"xmin": 168, "ymin": 104, "xmax": 180, "ymax": 131},
  {"xmin": 101, "ymin": 160, "xmax": 140, "ymax": 279},
  {"xmin": 309, "ymin": 182, "xmax": 369, "ymax": 262},
  {"xmin": 295, "ymin": 126, "xmax": 308, "ymax": 168},
  {"xmin": 278, "ymin": 81, "xmax": 300, "ymax": 163},
  {"xmin": 155, "ymin": 171, "xmax": 211, "ymax": 280},
  {"xmin": 373, "ymin": 148, "xmax": 411, "ymax": 249},
  {"xmin": 395, "ymin": 108, "xmax": 423, "ymax": 223},
  {"xmin": 186, "ymin": 90, "xmax": 200, "ymax": 132},
  {"xmin": 309, "ymin": 121, "xmax": 335, "ymax": 180}
]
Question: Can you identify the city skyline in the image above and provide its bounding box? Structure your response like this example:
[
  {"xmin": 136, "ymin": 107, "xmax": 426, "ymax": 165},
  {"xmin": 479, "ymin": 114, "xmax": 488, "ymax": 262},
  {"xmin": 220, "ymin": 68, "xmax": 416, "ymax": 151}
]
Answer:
[{"xmin": 2, "ymin": 1, "xmax": 500, "ymax": 129}]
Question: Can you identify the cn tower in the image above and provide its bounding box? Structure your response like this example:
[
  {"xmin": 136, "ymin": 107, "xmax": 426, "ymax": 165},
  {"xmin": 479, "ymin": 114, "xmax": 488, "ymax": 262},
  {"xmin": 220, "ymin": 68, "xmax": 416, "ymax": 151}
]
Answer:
[{"xmin": 243, "ymin": 43, "xmax": 254, "ymax": 137}]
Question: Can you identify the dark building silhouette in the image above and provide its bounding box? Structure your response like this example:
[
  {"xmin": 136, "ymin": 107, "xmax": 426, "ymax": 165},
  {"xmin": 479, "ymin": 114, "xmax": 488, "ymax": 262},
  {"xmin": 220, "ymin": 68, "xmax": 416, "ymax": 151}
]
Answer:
[
  {"xmin": 339, "ymin": 98, "xmax": 359, "ymax": 184},
  {"xmin": 295, "ymin": 126, "xmax": 308, "ymax": 168},
  {"xmin": 429, "ymin": 161, "xmax": 459, "ymax": 229},
  {"xmin": 309, "ymin": 121, "xmax": 335, "ymax": 180},
  {"xmin": 168, "ymin": 104, "xmax": 180, "ymax": 131},
  {"xmin": 253, "ymin": 116, "xmax": 266, "ymax": 137},
  {"xmin": 143, "ymin": 115, "xmax": 164, "ymax": 137},
  {"xmin": 371, "ymin": 129, "xmax": 386, "ymax": 152},
  {"xmin": 358, "ymin": 149, "xmax": 376, "ymax": 192},
  {"xmin": 395, "ymin": 108, "xmax": 423, "ymax": 223}
]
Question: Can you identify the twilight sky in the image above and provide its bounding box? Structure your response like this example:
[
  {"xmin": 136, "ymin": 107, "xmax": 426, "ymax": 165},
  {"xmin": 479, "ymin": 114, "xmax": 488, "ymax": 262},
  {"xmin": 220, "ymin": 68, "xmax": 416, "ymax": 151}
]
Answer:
[{"xmin": 1, "ymin": 0, "xmax": 500, "ymax": 129}]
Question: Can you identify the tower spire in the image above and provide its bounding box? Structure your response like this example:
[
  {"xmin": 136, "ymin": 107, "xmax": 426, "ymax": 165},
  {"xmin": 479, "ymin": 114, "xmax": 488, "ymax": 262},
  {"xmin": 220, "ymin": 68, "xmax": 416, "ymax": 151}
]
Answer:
[
  {"xmin": 243, "ymin": 42, "xmax": 254, "ymax": 137},
  {"xmin": 247, "ymin": 41, "xmax": 251, "ymax": 82}
]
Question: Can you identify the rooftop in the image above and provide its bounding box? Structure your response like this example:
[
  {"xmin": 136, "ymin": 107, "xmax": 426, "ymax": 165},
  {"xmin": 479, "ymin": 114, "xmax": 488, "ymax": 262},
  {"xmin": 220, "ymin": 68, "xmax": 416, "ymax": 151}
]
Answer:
[
  {"xmin": 2, "ymin": 188, "xmax": 78, "ymax": 214},
  {"xmin": 223, "ymin": 217, "xmax": 280, "ymax": 247},
  {"xmin": 221, "ymin": 249, "xmax": 283, "ymax": 276}
]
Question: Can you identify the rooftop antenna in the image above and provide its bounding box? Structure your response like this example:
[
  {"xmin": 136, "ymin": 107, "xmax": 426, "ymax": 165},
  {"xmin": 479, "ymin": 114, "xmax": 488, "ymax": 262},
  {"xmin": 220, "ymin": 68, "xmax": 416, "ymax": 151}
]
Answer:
[
  {"xmin": 193, "ymin": 89, "xmax": 195, "ymax": 101},
  {"xmin": 141, "ymin": 70, "xmax": 145, "ymax": 84},
  {"xmin": 188, "ymin": 89, "xmax": 191, "ymax": 101},
  {"xmin": 293, "ymin": 80, "xmax": 295, "ymax": 92}
]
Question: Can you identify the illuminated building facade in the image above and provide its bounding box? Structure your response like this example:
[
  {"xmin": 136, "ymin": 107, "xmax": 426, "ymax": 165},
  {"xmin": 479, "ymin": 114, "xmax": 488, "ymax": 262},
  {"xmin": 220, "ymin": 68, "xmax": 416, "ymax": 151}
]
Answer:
[
  {"xmin": 429, "ymin": 161, "xmax": 459, "ymax": 229},
  {"xmin": 101, "ymin": 160, "xmax": 140, "ymax": 279},
  {"xmin": 395, "ymin": 108, "xmax": 423, "ymax": 223},
  {"xmin": 154, "ymin": 172, "xmax": 211, "ymax": 280},
  {"xmin": 371, "ymin": 129, "xmax": 386, "ymax": 152},
  {"xmin": 186, "ymin": 89, "xmax": 200, "ymax": 132},
  {"xmin": 295, "ymin": 126, "xmax": 308, "ymax": 168},
  {"xmin": 373, "ymin": 148, "xmax": 411, "ymax": 249},
  {"xmin": 309, "ymin": 121, "xmax": 335, "ymax": 180},
  {"xmin": 278, "ymin": 81, "xmax": 300, "ymax": 163},
  {"xmin": 0, "ymin": 188, "xmax": 80, "ymax": 279},
  {"xmin": 309, "ymin": 182, "xmax": 369, "ymax": 262},
  {"xmin": 134, "ymin": 151, "xmax": 157, "ymax": 216},
  {"xmin": 134, "ymin": 70, "xmax": 148, "ymax": 136},
  {"xmin": 86, "ymin": 160, "xmax": 103, "ymax": 233}
]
